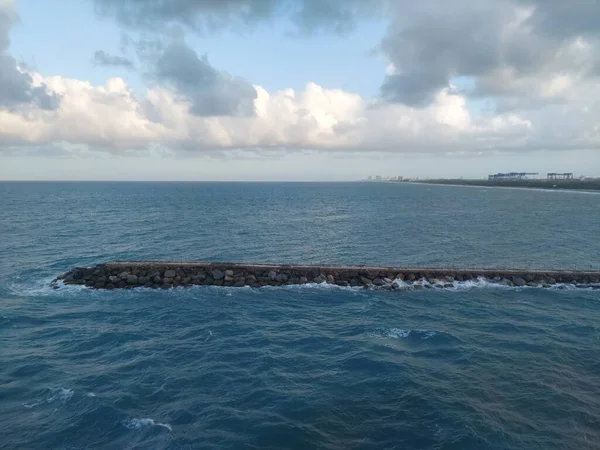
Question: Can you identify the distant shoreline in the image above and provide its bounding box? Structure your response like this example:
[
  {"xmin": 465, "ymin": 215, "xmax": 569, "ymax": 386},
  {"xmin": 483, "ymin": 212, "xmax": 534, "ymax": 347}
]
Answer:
[{"xmin": 393, "ymin": 179, "xmax": 600, "ymax": 191}]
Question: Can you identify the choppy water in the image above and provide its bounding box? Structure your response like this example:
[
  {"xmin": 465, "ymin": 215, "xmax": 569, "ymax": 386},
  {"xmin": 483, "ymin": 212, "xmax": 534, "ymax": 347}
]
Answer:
[{"xmin": 1, "ymin": 182, "xmax": 600, "ymax": 449}]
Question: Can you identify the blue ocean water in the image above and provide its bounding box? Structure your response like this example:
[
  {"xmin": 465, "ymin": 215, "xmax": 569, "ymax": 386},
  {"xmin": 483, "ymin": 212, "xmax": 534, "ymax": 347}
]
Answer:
[{"xmin": 1, "ymin": 182, "xmax": 600, "ymax": 449}]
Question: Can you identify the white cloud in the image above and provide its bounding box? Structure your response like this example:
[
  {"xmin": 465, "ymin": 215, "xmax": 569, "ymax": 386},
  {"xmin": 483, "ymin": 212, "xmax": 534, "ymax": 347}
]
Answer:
[{"xmin": 0, "ymin": 69, "xmax": 542, "ymax": 156}]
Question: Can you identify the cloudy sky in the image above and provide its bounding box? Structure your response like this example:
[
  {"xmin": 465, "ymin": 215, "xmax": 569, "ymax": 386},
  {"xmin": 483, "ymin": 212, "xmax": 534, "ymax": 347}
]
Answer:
[{"xmin": 1, "ymin": 0, "xmax": 599, "ymax": 180}]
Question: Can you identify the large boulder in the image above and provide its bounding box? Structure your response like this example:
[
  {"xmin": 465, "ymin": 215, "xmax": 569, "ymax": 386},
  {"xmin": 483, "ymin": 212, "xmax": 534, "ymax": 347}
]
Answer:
[
  {"xmin": 276, "ymin": 273, "xmax": 288, "ymax": 283},
  {"xmin": 512, "ymin": 277, "xmax": 526, "ymax": 287},
  {"xmin": 164, "ymin": 269, "xmax": 177, "ymax": 279},
  {"xmin": 212, "ymin": 270, "xmax": 224, "ymax": 280},
  {"xmin": 126, "ymin": 275, "xmax": 139, "ymax": 285},
  {"xmin": 372, "ymin": 278, "xmax": 385, "ymax": 286},
  {"xmin": 268, "ymin": 271, "xmax": 277, "ymax": 281},
  {"xmin": 314, "ymin": 275, "xmax": 326, "ymax": 284}
]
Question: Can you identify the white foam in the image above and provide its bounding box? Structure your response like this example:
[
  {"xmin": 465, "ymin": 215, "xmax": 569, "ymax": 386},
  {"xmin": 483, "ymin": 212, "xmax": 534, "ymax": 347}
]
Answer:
[
  {"xmin": 23, "ymin": 399, "xmax": 44, "ymax": 409},
  {"xmin": 86, "ymin": 392, "xmax": 96, "ymax": 397},
  {"xmin": 47, "ymin": 387, "xmax": 74, "ymax": 404},
  {"xmin": 386, "ymin": 328, "xmax": 411, "ymax": 339},
  {"xmin": 23, "ymin": 387, "xmax": 74, "ymax": 409},
  {"xmin": 383, "ymin": 328, "xmax": 438, "ymax": 340},
  {"xmin": 123, "ymin": 418, "xmax": 172, "ymax": 432}
]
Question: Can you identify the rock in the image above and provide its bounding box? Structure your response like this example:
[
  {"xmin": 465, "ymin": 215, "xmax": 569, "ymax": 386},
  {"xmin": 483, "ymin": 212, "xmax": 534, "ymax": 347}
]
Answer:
[
  {"xmin": 225, "ymin": 270, "xmax": 234, "ymax": 277},
  {"xmin": 444, "ymin": 283, "xmax": 454, "ymax": 288},
  {"xmin": 383, "ymin": 278, "xmax": 393, "ymax": 284},
  {"xmin": 512, "ymin": 277, "xmax": 526, "ymax": 287},
  {"xmin": 139, "ymin": 277, "xmax": 150, "ymax": 285},
  {"xmin": 336, "ymin": 281, "xmax": 349, "ymax": 287},
  {"xmin": 164, "ymin": 269, "xmax": 177, "ymax": 279},
  {"xmin": 212, "ymin": 270, "xmax": 224, "ymax": 280},
  {"xmin": 299, "ymin": 277, "xmax": 308, "ymax": 284},
  {"xmin": 276, "ymin": 273, "xmax": 289, "ymax": 283},
  {"xmin": 314, "ymin": 275, "xmax": 326, "ymax": 284},
  {"xmin": 395, "ymin": 273, "xmax": 405, "ymax": 281},
  {"xmin": 163, "ymin": 277, "xmax": 173, "ymax": 284},
  {"xmin": 406, "ymin": 273, "xmax": 416, "ymax": 281},
  {"xmin": 525, "ymin": 274, "xmax": 535, "ymax": 282},
  {"xmin": 57, "ymin": 272, "xmax": 68, "ymax": 280},
  {"xmin": 372, "ymin": 278, "xmax": 385, "ymax": 286},
  {"xmin": 126, "ymin": 275, "xmax": 139, "ymax": 285},
  {"xmin": 327, "ymin": 274, "xmax": 335, "ymax": 284},
  {"xmin": 526, "ymin": 281, "xmax": 538, "ymax": 287},
  {"xmin": 360, "ymin": 276, "xmax": 372, "ymax": 285},
  {"xmin": 94, "ymin": 282, "xmax": 106, "ymax": 289},
  {"xmin": 268, "ymin": 271, "xmax": 277, "ymax": 281},
  {"xmin": 105, "ymin": 283, "xmax": 115, "ymax": 290},
  {"xmin": 246, "ymin": 275, "xmax": 257, "ymax": 283},
  {"xmin": 119, "ymin": 272, "xmax": 130, "ymax": 280},
  {"xmin": 63, "ymin": 273, "xmax": 75, "ymax": 283},
  {"xmin": 153, "ymin": 276, "xmax": 162, "ymax": 283},
  {"xmin": 108, "ymin": 275, "xmax": 119, "ymax": 283},
  {"xmin": 234, "ymin": 281, "xmax": 246, "ymax": 287},
  {"xmin": 224, "ymin": 275, "xmax": 234, "ymax": 282},
  {"xmin": 391, "ymin": 282, "xmax": 400, "ymax": 290},
  {"xmin": 547, "ymin": 277, "xmax": 557, "ymax": 284}
]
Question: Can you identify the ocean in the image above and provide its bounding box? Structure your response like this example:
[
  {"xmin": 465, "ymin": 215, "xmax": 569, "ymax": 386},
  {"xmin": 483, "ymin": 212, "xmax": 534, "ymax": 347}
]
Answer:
[{"xmin": 1, "ymin": 181, "xmax": 599, "ymax": 449}]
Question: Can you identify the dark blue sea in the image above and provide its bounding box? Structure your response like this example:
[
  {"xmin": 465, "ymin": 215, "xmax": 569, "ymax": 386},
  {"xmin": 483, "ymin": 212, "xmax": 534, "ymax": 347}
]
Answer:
[{"xmin": 1, "ymin": 182, "xmax": 600, "ymax": 450}]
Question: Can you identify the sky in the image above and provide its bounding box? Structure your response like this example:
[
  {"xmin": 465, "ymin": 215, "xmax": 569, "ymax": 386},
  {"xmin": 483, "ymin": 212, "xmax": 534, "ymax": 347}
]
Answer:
[{"xmin": 0, "ymin": 0, "xmax": 599, "ymax": 181}]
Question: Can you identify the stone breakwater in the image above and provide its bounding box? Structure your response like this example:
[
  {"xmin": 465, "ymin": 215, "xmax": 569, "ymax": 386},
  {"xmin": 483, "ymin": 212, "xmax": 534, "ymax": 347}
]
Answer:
[{"xmin": 53, "ymin": 262, "xmax": 600, "ymax": 290}]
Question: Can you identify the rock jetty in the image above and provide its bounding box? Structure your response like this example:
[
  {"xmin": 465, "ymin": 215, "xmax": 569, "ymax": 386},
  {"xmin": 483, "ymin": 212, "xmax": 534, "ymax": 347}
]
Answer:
[{"xmin": 53, "ymin": 261, "xmax": 600, "ymax": 290}]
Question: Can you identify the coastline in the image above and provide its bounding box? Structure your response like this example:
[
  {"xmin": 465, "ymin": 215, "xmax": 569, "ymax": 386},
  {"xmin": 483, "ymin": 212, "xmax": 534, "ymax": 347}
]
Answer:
[{"xmin": 391, "ymin": 179, "xmax": 600, "ymax": 191}]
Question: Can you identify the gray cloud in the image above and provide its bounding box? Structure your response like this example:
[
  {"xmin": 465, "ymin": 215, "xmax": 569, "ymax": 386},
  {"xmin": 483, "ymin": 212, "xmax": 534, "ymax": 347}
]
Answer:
[
  {"xmin": 93, "ymin": 50, "xmax": 135, "ymax": 69},
  {"xmin": 0, "ymin": 3, "xmax": 59, "ymax": 110},
  {"xmin": 519, "ymin": 0, "xmax": 600, "ymax": 38},
  {"xmin": 379, "ymin": 0, "xmax": 600, "ymax": 107},
  {"xmin": 92, "ymin": 0, "xmax": 378, "ymax": 35},
  {"xmin": 152, "ymin": 39, "xmax": 257, "ymax": 116}
]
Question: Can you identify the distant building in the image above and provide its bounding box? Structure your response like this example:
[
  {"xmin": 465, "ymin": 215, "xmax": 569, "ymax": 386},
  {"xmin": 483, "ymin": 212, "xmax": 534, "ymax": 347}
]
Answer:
[
  {"xmin": 547, "ymin": 173, "xmax": 573, "ymax": 180},
  {"xmin": 488, "ymin": 172, "xmax": 538, "ymax": 181},
  {"xmin": 375, "ymin": 175, "xmax": 382, "ymax": 181}
]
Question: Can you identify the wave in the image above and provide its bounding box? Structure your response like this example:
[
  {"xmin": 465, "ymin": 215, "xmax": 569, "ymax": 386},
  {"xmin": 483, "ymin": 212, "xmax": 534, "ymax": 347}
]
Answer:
[
  {"xmin": 23, "ymin": 387, "xmax": 74, "ymax": 409},
  {"xmin": 123, "ymin": 418, "xmax": 172, "ymax": 432},
  {"xmin": 370, "ymin": 328, "xmax": 462, "ymax": 346}
]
